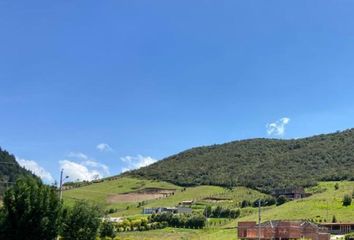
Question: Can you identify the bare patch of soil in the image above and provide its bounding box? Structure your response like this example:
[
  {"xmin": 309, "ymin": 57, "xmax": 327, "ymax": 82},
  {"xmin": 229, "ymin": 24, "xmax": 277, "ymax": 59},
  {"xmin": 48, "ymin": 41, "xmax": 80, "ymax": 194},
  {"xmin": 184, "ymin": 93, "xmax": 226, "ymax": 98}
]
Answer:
[
  {"xmin": 203, "ymin": 197, "xmax": 232, "ymax": 203},
  {"xmin": 107, "ymin": 188, "xmax": 176, "ymax": 203}
]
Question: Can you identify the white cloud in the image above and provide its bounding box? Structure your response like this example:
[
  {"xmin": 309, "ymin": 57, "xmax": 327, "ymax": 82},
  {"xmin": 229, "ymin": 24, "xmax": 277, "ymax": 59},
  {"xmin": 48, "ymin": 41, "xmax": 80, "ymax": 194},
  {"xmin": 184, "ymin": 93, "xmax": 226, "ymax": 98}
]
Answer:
[
  {"xmin": 67, "ymin": 152, "xmax": 88, "ymax": 160},
  {"xmin": 266, "ymin": 117, "xmax": 290, "ymax": 137},
  {"xmin": 96, "ymin": 143, "xmax": 113, "ymax": 152},
  {"xmin": 60, "ymin": 152, "xmax": 110, "ymax": 182},
  {"xmin": 120, "ymin": 154, "xmax": 157, "ymax": 172},
  {"xmin": 59, "ymin": 160, "xmax": 102, "ymax": 182},
  {"xmin": 16, "ymin": 157, "xmax": 54, "ymax": 183}
]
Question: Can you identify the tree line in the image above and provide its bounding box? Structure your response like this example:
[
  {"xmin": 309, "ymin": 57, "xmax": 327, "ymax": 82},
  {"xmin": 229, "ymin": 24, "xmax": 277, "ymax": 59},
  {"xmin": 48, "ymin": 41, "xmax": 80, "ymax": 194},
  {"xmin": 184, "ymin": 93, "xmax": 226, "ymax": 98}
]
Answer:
[{"xmin": 0, "ymin": 177, "xmax": 104, "ymax": 240}]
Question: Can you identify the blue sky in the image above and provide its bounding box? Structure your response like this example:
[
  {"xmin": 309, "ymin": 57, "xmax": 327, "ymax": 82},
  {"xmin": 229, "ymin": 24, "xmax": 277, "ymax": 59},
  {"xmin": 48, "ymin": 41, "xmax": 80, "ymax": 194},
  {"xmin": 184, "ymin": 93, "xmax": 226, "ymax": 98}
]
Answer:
[{"xmin": 1, "ymin": 1, "xmax": 354, "ymax": 183}]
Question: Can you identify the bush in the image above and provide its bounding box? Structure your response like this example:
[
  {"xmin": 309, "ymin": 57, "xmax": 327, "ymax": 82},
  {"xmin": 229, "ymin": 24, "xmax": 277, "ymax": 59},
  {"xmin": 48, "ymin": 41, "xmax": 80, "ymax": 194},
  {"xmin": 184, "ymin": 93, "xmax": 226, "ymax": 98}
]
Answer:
[
  {"xmin": 240, "ymin": 200, "xmax": 251, "ymax": 208},
  {"xmin": 149, "ymin": 212, "xmax": 206, "ymax": 229},
  {"xmin": 61, "ymin": 201, "xmax": 103, "ymax": 240},
  {"xmin": 345, "ymin": 233, "xmax": 354, "ymax": 240},
  {"xmin": 343, "ymin": 194, "xmax": 352, "ymax": 206},
  {"xmin": 0, "ymin": 177, "xmax": 62, "ymax": 240},
  {"xmin": 100, "ymin": 220, "xmax": 116, "ymax": 239},
  {"xmin": 276, "ymin": 195, "xmax": 289, "ymax": 206},
  {"xmin": 203, "ymin": 205, "xmax": 212, "ymax": 217}
]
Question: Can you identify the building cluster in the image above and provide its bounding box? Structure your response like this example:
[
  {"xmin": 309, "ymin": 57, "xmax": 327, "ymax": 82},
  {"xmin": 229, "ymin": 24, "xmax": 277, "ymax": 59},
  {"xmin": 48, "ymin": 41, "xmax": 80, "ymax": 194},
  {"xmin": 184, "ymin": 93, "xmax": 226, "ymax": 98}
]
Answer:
[
  {"xmin": 142, "ymin": 200, "xmax": 194, "ymax": 215},
  {"xmin": 238, "ymin": 220, "xmax": 330, "ymax": 240}
]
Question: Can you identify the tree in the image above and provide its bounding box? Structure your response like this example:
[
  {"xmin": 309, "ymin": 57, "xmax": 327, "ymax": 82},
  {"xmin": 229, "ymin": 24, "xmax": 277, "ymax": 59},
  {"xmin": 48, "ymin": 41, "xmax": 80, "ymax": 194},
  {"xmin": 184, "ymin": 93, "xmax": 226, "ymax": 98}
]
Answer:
[
  {"xmin": 332, "ymin": 215, "xmax": 337, "ymax": 223},
  {"xmin": 230, "ymin": 209, "xmax": 241, "ymax": 219},
  {"xmin": 0, "ymin": 177, "xmax": 62, "ymax": 240},
  {"xmin": 335, "ymin": 183, "xmax": 339, "ymax": 190},
  {"xmin": 100, "ymin": 220, "xmax": 116, "ymax": 239},
  {"xmin": 203, "ymin": 205, "xmax": 212, "ymax": 218},
  {"xmin": 241, "ymin": 200, "xmax": 250, "ymax": 208},
  {"xmin": 343, "ymin": 194, "xmax": 352, "ymax": 206},
  {"xmin": 276, "ymin": 195, "xmax": 289, "ymax": 206},
  {"xmin": 61, "ymin": 200, "xmax": 102, "ymax": 240},
  {"xmin": 212, "ymin": 206, "xmax": 222, "ymax": 218}
]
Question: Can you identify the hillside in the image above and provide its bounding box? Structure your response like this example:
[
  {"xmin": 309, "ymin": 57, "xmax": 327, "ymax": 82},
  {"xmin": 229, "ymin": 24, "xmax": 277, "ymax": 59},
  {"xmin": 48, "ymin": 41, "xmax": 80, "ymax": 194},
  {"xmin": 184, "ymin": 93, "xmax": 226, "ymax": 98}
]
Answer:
[
  {"xmin": 0, "ymin": 147, "xmax": 37, "ymax": 193},
  {"xmin": 63, "ymin": 177, "xmax": 267, "ymax": 217},
  {"xmin": 127, "ymin": 129, "xmax": 354, "ymax": 192}
]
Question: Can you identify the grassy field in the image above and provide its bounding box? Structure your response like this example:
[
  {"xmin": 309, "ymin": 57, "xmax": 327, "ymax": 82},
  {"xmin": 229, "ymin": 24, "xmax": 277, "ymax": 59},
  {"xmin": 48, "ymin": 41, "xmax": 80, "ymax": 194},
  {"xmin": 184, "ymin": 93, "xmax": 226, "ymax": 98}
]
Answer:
[
  {"xmin": 237, "ymin": 181, "xmax": 354, "ymax": 223},
  {"xmin": 63, "ymin": 177, "xmax": 267, "ymax": 216},
  {"xmin": 63, "ymin": 178, "xmax": 354, "ymax": 240}
]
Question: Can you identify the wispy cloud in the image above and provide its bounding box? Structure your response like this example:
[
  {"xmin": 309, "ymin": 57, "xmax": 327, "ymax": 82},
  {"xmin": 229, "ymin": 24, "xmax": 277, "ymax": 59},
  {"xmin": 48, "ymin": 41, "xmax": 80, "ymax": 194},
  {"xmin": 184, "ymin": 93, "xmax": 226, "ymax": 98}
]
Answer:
[
  {"xmin": 96, "ymin": 143, "xmax": 113, "ymax": 152},
  {"xmin": 60, "ymin": 152, "xmax": 110, "ymax": 182},
  {"xmin": 120, "ymin": 155, "xmax": 157, "ymax": 172},
  {"xmin": 16, "ymin": 157, "xmax": 54, "ymax": 183},
  {"xmin": 67, "ymin": 152, "xmax": 88, "ymax": 160},
  {"xmin": 266, "ymin": 117, "xmax": 290, "ymax": 137}
]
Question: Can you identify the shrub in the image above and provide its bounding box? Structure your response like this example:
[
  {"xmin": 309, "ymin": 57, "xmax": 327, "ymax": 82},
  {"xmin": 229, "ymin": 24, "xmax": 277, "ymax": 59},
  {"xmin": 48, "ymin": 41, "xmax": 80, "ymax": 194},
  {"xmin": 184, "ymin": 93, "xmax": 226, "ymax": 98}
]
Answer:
[
  {"xmin": 241, "ymin": 200, "xmax": 251, "ymax": 208},
  {"xmin": 276, "ymin": 195, "xmax": 289, "ymax": 206},
  {"xmin": 100, "ymin": 221, "xmax": 116, "ymax": 239},
  {"xmin": 0, "ymin": 177, "xmax": 62, "ymax": 240},
  {"xmin": 203, "ymin": 205, "xmax": 212, "ymax": 217},
  {"xmin": 343, "ymin": 194, "xmax": 352, "ymax": 206},
  {"xmin": 61, "ymin": 201, "xmax": 103, "ymax": 240},
  {"xmin": 345, "ymin": 233, "xmax": 354, "ymax": 240}
]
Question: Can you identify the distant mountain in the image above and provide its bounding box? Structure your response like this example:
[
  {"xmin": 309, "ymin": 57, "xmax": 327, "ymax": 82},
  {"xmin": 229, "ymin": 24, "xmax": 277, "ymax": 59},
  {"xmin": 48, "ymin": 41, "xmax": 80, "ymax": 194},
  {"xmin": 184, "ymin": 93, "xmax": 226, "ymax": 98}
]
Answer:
[
  {"xmin": 127, "ymin": 129, "xmax": 354, "ymax": 193},
  {"xmin": 0, "ymin": 147, "xmax": 38, "ymax": 193}
]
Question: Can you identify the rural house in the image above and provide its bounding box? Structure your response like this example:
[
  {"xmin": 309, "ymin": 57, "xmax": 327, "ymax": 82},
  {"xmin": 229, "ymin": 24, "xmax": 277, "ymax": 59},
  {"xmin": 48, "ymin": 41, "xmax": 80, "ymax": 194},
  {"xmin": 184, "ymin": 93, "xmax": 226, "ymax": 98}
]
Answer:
[{"xmin": 238, "ymin": 220, "xmax": 330, "ymax": 240}]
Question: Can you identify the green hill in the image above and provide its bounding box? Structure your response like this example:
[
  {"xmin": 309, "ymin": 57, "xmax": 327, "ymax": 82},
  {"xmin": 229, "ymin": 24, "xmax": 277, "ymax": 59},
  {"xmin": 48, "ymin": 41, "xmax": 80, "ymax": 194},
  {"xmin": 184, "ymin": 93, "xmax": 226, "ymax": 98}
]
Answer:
[
  {"xmin": 127, "ymin": 129, "xmax": 354, "ymax": 192},
  {"xmin": 0, "ymin": 147, "xmax": 37, "ymax": 194},
  {"xmin": 63, "ymin": 177, "xmax": 266, "ymax": 217}
]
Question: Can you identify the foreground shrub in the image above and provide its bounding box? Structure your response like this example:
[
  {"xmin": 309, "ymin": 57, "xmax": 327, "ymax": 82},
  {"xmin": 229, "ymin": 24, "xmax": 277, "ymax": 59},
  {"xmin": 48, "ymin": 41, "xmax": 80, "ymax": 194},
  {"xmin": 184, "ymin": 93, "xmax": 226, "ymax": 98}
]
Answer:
[
  {"xmin": 0, "ymin": 177, "xmax": 62, "ymax": 240},
  {"xmin": 100, "ymin": 220, "xmax": 116, "ymax": 239},
  {"xmin": 61, "ymin": 200, "xmax": 102, "ymax": 240}
]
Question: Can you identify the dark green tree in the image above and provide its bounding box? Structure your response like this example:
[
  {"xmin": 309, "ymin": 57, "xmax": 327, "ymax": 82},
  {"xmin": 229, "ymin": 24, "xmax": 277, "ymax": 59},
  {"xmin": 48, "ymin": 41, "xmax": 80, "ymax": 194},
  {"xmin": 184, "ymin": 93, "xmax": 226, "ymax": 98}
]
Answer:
[
  {"xmin": 0, "ymin": 177, "xmax": 62, "ymax": 240},
  {"xmin": 343, "ymin": 194, "xmax": 352, "ymax": 206},
  {"xmin": 335, "ymin": 183, "xmax": 339, "ymax": 190},
  {"xmin": 276, "ymin": 195, "xmax": 289, "ymax": 206},
  {"xmin": 241, "ymin": 200, "xmax": 251, "ymax": 208},
  {"xmin": 332, "ymin": 215, "xmax": 337, "ymax": 223},
  {"xmin": 100, "ymin": 220, "xmax": 116, "ymax": 239},
  {"xmin": 203, "ymin": 205, "xmax": 212, "ymax": 218},
  {"xmin": 61, "ymin": 200, "xmax": 102, "ymax": 240}
]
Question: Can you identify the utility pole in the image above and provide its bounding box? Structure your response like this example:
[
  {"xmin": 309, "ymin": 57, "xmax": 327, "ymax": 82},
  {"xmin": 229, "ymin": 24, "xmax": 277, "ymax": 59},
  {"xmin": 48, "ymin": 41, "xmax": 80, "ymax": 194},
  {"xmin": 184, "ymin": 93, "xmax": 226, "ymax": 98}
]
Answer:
[
  {"xmin": 59, "ymin": 169, "xmax": 63, "ymax": 200},
  {"xmin": 258, "ymin": 199, "xmax": 261, "ymax": 240}
]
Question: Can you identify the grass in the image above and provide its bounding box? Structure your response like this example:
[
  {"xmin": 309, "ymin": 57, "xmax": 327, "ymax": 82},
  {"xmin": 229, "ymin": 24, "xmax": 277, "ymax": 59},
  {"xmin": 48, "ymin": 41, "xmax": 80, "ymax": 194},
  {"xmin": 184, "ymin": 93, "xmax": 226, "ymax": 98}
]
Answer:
[
  {"xmin": 63, "ymin": 178, "xmax": 354, "ymax": 239},
  {"xmin": 63, "ymin": 177, "xmax": 268, "ymax": 216},
  {"xmin": 236, "ymin": 181, "xmax": 354, "ymax": 223},
  {"xmin": 115, "ymin": 227, "xmax": 237, "ymax": 240}
]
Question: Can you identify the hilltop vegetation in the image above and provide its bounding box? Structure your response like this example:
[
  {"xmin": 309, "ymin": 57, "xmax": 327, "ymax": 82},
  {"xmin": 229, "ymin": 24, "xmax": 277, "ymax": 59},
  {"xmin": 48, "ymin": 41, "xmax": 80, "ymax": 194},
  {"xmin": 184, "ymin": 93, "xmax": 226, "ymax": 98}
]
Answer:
[
  {"xmin": 127, "ymin": 129, "xmax": 354, "ymax": 192},
  {"xmin": 0, "ymin": 147, "xmax": 38, "ymax": 194}
]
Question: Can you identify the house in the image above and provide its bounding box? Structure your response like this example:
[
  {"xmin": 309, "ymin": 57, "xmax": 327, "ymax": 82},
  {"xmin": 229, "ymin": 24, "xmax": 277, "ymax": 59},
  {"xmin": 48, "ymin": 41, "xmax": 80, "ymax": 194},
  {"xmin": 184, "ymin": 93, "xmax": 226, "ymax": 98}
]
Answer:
[
  {"xmin": 142, "ymin": 206, "xmax": 192, "ymax": 214},
  {"xmin": 272, "ymin": 187, "xmax": 310, "ymax": 199},
  {"xmin": 180, "ymin": 200, "xmax": 194, "ymax": 206},
  {"xmin": 238, "ymin": 220, "xmax": 330, "ymax": 240},
  {"xmin": 320, "ymin": 223, "xmax": 354, "ymax": 234}
]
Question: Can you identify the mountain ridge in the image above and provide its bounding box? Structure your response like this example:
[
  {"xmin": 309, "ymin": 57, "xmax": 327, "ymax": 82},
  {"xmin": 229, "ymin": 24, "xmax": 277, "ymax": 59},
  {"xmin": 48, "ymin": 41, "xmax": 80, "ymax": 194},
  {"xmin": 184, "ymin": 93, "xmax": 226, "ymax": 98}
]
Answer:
[{"xmin": 126, "ymin": 128, "xmax": 354, "ymax": 192}]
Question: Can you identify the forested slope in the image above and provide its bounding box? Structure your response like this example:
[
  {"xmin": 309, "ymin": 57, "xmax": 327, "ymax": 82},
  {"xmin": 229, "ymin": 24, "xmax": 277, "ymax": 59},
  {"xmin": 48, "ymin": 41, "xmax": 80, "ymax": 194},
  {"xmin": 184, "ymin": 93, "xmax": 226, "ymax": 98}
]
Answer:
[
  {"xmin": 127, "ymin": 129, "xmax": 354, "ymax": 192},
  {"xmin": 0, "ymin": 147, "xmax": 37, "ymax": 193}
]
